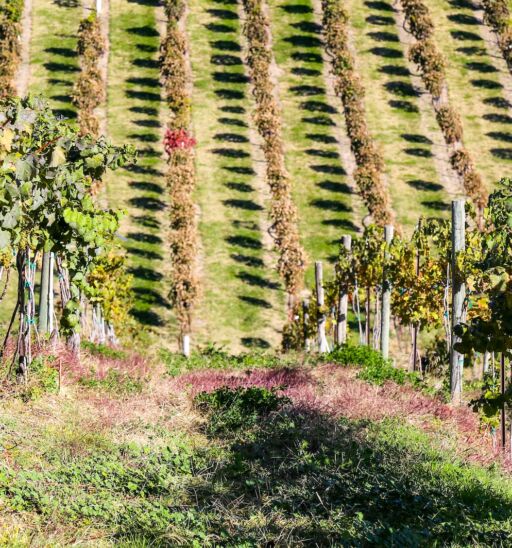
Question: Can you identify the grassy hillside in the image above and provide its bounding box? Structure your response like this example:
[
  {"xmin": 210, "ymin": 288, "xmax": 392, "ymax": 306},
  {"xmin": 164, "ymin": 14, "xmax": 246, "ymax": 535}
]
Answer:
[
  {"xmin": 426, "ymin": 0, "xmax": 512, "ymax": 192},
  {"xmin": 268, "ymin": 0, "xmax": 357, "ymax": 274},
  {"xmin": 1, "ymin": 347, "xmax": 511, "ymax": 544},
  {"xmin": 345, "ymin": 0, "xmax": 453, "ymax": 227}
]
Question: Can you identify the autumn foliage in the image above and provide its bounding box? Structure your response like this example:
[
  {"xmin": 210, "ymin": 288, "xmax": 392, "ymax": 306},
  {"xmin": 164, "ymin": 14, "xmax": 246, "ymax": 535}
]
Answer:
[
  {"xmin": 241, "ymin": 0, "xmax": 306, "ymax": 304},
  {"xmin": 72, "ymin": 14, "xmax": 106, "ymax": 137},
  {"xmin": 160, "ymin": 0, "xmax": 199, "ymax": 339},
  {"xmin": 483, "ymin": 0, "xmax": 512, "ymax": 70},
  {"xmin": 0, "ymin": 0, "xmax": 22, "ymax": 97}
]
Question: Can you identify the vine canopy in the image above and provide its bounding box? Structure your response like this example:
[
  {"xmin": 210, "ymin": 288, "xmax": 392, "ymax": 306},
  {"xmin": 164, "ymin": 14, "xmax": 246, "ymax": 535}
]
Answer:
[{"xmin": 0, "ymin": 96, "xmax": 135, "ymax": 254}]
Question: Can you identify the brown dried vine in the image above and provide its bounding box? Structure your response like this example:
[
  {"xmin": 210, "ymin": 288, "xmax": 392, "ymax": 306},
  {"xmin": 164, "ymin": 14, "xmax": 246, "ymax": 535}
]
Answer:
[
  {"xmin": 482, "ymin": 0, "xmax": 512, "ymax": 71},
  {"xmin": 160, "ymin": 0, "xmax": 199, "ymax": 339},
  {"xmin": 241, "ymin": 0, "xmax": 306, "ymax": 305},
  {"xmin": 321, "ymin": 0, "xmax": 394, "ymax": 227},
  {"xmin": 0, "ymin": 0, "xmax": 23, "ymax": 98},
  {"xmin": 398, "ymin": 0, "xmax": 487, "ymax": 211},
  {"xmin": 72, "ymin": 15, "xmax": 106, "ymax": 138}
]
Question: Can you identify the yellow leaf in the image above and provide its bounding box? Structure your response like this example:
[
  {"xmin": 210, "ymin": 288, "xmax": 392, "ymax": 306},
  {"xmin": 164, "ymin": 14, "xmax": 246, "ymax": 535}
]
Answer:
[
  {"xmin": 0, "ymin": 128, "xmax": 14, "ymax": 151},
  {"xmin": 50, "ymin": 146, "xmax": 66, "ymax": 167}
]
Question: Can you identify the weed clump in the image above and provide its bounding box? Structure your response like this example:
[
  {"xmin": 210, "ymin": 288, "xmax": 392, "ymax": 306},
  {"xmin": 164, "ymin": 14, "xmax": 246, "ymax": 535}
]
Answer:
[
  {"xmin": 325, "ymin": 344, "xmax": 421, "ymax": 386},
  {"xmin": 194, "ymin": 386, "xmax": 289, "ymax": 433},
  {"xmin": 161, "ymin": 343, "xmax": 297, "ymax": 376}
]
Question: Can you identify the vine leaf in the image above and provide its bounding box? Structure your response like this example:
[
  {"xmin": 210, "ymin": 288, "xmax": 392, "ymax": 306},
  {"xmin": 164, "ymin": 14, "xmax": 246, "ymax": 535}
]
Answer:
[
  {"xmin": 0, "ymin": 230, "xmax": 9, "ymax": 249},
  {"xmin": 15, "ymin": 156, "xmax": 35, "ymax": 181}
]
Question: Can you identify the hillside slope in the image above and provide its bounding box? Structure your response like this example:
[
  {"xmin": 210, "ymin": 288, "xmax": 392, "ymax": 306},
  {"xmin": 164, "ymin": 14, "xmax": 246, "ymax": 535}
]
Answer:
[{"xmin": 0, "ymin": 348, "xmax": 511, "ymax": 545}]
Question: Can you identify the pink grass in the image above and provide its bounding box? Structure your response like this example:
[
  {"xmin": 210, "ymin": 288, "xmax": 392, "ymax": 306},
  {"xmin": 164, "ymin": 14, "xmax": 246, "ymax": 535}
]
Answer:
[{"xmin": 172, "ymin": 363, "xmax": 511, "ymax": 472}]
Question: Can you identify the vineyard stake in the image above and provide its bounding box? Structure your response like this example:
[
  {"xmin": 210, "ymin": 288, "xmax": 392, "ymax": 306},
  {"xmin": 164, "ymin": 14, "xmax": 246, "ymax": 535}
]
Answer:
[
  {"xmin": 501, "ymin": 353, "xmax": 506, "ymax": 450},
  {"xmin": 315, "ymin": 261, "xmax": 329, "ymax": 353},
  {"xmin": 182, "ymin": 334, "xmax": 191, "ymax": 358},
  {"xmin": 48, "ymin": 252, "xmax": 54, "ymax": 334},
  {"xmin": 450, "ymin": 199, "xmax": 465, "ymax": 404},
  {"xmin": 303, "ymin": 299, "xmax": 310, "ymax": 352},
  {"xmin": 380, "ymin": 225, "xmax": 393, "ymax": 359},
  {"xmin": 365, "ymin": 287, "xmax": 371, "ymax": 346},
  {"xmin": 38, "ymin": 251, "xmax": 50, "ymax": 335},
  {"xmin": 336, "ymin": 235, "xmax": 351, "ymax": 346},
  {"xmin": 411, "ymin": 243, "xmax": 420, "ymax": 372}
]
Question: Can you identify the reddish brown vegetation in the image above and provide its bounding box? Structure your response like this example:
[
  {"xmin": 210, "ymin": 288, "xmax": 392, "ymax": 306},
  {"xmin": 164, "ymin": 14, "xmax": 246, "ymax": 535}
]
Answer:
[
  {"xmin": 483, "ymin": 0, "xmax": 512, "ymax": 71},
  {"xmin": 242, "ymin": 0, "xmax": 306, "ymax": 303},
  {"xmin": 321, "ymin": 0, "xmax": 394, "ymax": 227},
  {"xmin": 160, "ymin": 0, "xmax": 199, "ymax": 340},
  {"xmin": 173, "ymin": 364, "xmax": 508, "ymax": 470},
  {"xmin": 72, "ymin": 15, "xmax": 106, "ymax": 137}
]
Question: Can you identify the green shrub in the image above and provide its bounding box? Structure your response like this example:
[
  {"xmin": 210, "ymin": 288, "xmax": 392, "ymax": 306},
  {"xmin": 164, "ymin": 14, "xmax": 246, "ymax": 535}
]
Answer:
[
  {"xmin": 324, "ymin": 344, "xmax": 421, "ymax": 386},
  {"xmin": 81, "ymin": 340, "xmax": 127, "ymax": 360},
  {"xmin": 20, "ymin": 356, "xmax": 59, "ymax": 401},
  {"xmin": 194, "ymin": 386, "xmax": 289, "ymax": 434},
  {"xmin": 325, "ymin": 344, "xmax": 388, "ymax": 368}
]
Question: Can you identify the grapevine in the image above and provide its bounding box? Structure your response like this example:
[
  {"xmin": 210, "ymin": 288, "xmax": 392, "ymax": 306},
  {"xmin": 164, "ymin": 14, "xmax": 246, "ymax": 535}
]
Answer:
[
  {"xmin": 160, "ymin": 0, "xmax": 200, "ymax": 346},
  {"xmin": 241, "ymin": 0, "xmax": 306, "ymax": 306}
]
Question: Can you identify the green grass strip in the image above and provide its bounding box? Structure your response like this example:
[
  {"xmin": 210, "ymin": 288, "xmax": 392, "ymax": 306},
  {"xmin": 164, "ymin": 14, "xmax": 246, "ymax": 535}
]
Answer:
[
  {"xmin": 188, "ymin": 0, "xmax": 284, "ymax": 351},
  {"xmin": 106, "ymin": 0, "xmax": 173, "ymax": 335}
]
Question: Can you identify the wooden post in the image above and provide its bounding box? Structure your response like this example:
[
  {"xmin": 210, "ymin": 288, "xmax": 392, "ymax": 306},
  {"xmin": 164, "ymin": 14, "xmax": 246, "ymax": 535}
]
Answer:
[
  {"xmin": 501, "ymin": 353, "xmax": 506, "ymax": 450},
  {"xmin": 450, "ymin": 199, "xmax": 465, "ymax": 404},
  {"xmin": 365, "ymin": 287, "xmax": 371, "ymax": 346},
  {"xmin": 182, "ymin": 334, "xmax": 191, "ymax": 357},
  {"xmin": 336, "ymin": 235, "xmax": 351, "ymax": 346},
  {"xmin": 380, "ymin": 225, "xmax": 393, "ymax": 359},
  {"xmin": 410, "ymin": 226, "xmax": 421, "ymax": 372},
  {"xmin": 48, "ymin": 252, "xmax": 54, "ymax": 334},
  {"xmin": 483, "ymin": 351, "xmax": 490, "ymax": 374},
  {"xmin": 303, "ymin": 299, "xmax": 310, "ymax": 352},
  {"xmin": 315, "ymin": 261, "xmax": 329, "ymax": 353},
  {"xmin": 38, "ymin": 251, "xmax": 50, "ymax": 335}
]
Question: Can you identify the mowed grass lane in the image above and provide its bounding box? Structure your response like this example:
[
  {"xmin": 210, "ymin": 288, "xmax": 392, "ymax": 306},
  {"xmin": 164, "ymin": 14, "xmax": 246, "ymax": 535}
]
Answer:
[
  {"xmin": 188, "ymin": 0, "xmax": 283, "ymax": 351},
  {"xmin": 29, "ymin": 0, "xmax": 81, "ymax": 118},
  {"xmin": 107, "ymin": 0, "xmax": 174, "ymax": 339}
]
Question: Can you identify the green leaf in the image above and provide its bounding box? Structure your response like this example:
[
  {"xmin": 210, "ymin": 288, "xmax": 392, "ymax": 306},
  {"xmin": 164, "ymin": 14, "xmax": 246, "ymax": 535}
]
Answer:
[
  {"xmin": 0, "ymin": 229, "xmax": 10, "ymax": 249},
  {"xmin": 15, "ymin": 156, "xmax": 35, "ymax": 181},
  {"xmin": 50, "ymin": 146, "xmax": 66, "ymax": 167}
]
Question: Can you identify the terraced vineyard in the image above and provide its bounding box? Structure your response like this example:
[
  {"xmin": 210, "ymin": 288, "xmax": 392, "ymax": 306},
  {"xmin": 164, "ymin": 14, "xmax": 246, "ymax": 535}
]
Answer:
[{"xmin": 17, "ymin": 0, "xmax": 512, "ymax": 350}]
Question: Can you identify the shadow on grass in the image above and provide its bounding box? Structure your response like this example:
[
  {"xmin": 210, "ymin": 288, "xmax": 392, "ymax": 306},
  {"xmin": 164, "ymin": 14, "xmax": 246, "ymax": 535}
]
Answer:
[
  {"xmin": 241, "ymin": 337, "xmax": 271, "ymax": 349},
  {"xmin": 407, "ymin": 179, "xmax": 443, "ymax": 192},
  {"xmin": 238, "ymin": 295, "xmax": 272, "ymax": 308},
  {"xmin": 188, "ymin": 405, "xmax": 512, "ymax": 545},
  {"xmin": 130, "ymin": 307, "xmax": 164, "ymax": 326}
]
